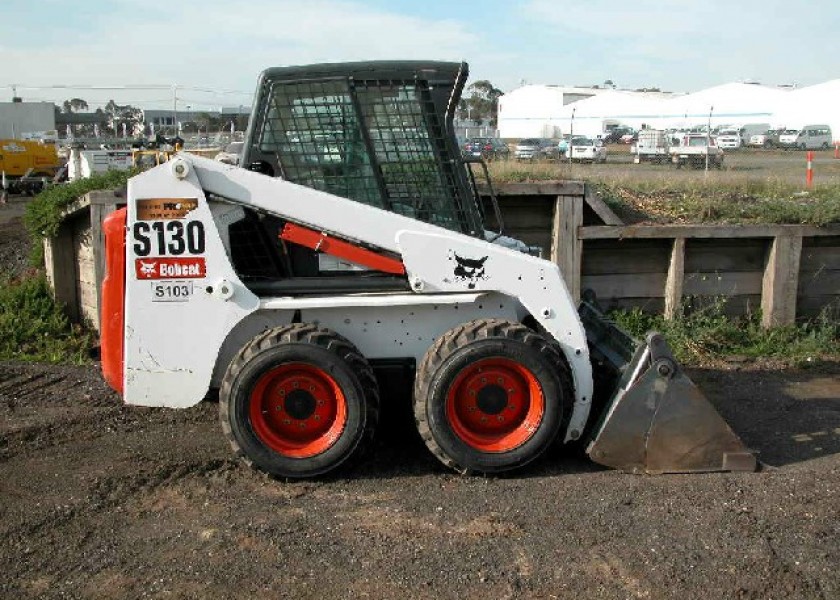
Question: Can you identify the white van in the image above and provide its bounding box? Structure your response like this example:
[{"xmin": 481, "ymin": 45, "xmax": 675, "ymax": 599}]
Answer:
[
  {"xmin": 738, "ymin": 123, "xmax": 770, "ymax": 145},
  {"xmin": 715, "ymin": 128, "xmax": 742, "ymax": 149},
  {"xmin": 778, "ymin": 125, "xmax": 833, "ymax": 150}
]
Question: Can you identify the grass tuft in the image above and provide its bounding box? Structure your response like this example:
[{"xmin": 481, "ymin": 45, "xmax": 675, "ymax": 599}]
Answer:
[
  {"xmin": 611, "ymin": 299, "xmax": 840, "ymax": 367},
  {"xmin": 0, "ymin": 274, "xmax": 95, "ymax": 364}
]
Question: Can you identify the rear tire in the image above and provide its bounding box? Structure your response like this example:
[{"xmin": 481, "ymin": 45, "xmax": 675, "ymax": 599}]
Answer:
[
  {"xmin": 414, "ymin": 319, "xmax": 570, "ymax": 474},
  {"xmin": 220, "ymin": 324, "xmax": 378, "ymax": 478}
]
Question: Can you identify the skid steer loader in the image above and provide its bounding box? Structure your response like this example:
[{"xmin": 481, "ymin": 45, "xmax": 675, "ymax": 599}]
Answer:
[{"xmin": 100, "ymin": 61, "xmax": 756, "ymax": 478}]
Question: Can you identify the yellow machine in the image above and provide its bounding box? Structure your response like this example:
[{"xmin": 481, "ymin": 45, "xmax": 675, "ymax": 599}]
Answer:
[
  {"xmin": 0, "ymin": 139, "xmax": 60, "ymax": 178},
  {"xmin": 0, "ymin": 139, "xmax": 62, "ymax": 194}
]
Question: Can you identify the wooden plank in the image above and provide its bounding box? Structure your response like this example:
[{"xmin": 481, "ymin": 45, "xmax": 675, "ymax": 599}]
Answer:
[
  {"xmin": 88, "ymin": 190, "xmax": 120, "ymax": 205},
  {"xmin": 685, "ymin": 295, "xmax": 763, "ymax": 318},
  {"xmin": 685, "ymin": 239, "xmax": 767, "ymax": 272},
  {"xmin": 78, "ymin": 279, "xmax": 97, "ymax": 305},
  {"xmin": 801, "ymin": 235, "xmax": 840, "ymax": 249},
  {"xmin": 496, "ymin": 207, "xmax": 554, "ymax": 230},
  {"xmin": 582, "ymin": 239, "xmax": 672, "ymax": 275},
  {"xmin": 591, "ymin": 297, "xmax": 666, "ymax": 314},
  {"xmin": 799, "ymin": 246, "xmax": 840, "ymax": 271},
  {"xmin": 580, "ymin": 224, "xmax": 840, "ymax": 240},
  {"xmin": 581, "ymin": 273, "xmax": 667, "ymax": 298},
  {"xmin": 583, "ymin": 184, "xmax": 623, "ymax": 226},
  {"xmin": 78, "ymin": 280, "xmax": 99, "ymax": 330},
  {"xmin": 761, "ymin": 235, "xmax": 803, "ymax": 328},
  {"xmin": 46, "ymin": 225, "xmax": 80, "ymax": 322},
  {"xmin": 551, "ymin": 195, "xmax": 582, "ymax": 302},
  {"xmin": 485, "ymin": 181, "xmax": 586, "ymax": 197},
  {"xmin": 797, "ymin": 295, "xmax": 840, "ymax": 318},
  {"xmin": 683, "ymin": 271, "xmax": 764, "ymax": 296},
  {"xmin": 664, "ymin": 238, "xmax": 685, "ymax": 320},
  {"xmin": 797, "ymin": 270, "xmax": 840, "ymax": 296}
]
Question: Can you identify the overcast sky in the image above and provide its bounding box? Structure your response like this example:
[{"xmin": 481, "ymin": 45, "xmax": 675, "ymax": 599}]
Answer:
[{"xmin": 2, "ymin": 0, "xmax": 837, "ymax": 110}]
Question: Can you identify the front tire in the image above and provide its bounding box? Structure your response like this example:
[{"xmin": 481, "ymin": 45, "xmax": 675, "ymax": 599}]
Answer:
[
  {"xmin": 414, "ymin": 319, "xmax": 571, "ymax": 474},
  {"xmin": 220, "ymin": 324, "xmax": 378, "ymax": 478}
]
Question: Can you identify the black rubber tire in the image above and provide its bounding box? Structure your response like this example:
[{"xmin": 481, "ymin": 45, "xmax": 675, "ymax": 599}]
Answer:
[
  {"xmin": 414, "ymin": 319, "xmax": 571, "ymax": 474},
  {"xmin": 219, "ymin": 323, "xmax": 378, "ymax": 479}
]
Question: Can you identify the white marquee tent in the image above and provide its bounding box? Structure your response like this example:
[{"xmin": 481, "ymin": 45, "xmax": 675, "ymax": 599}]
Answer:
[
  {"xmin": 497, "ymin": 80, "xmax": 839, "ymax": 142},
  {"xmin": 772, "ymin": 79, "xmax": 840, "ymax": 139}
]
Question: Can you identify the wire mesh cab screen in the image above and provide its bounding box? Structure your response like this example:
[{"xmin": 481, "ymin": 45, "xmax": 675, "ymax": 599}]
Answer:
[{"xmin": 252, "ymin": 67, "xmax": 476, "ymax": 234}]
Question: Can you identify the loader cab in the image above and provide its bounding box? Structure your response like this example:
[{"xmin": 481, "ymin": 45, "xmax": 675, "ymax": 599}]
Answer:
[{"xmin": 242, "ymin": 61, "xmax": 485, "ymax": 238}]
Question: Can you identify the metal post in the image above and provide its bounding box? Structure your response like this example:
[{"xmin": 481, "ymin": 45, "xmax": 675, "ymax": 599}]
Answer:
[
  {"xmin": 172, "ymin": 85, "xmax": 178, "ymax": 136},
  {"xmin": 705, "ymin": 105, "xmax": 713, "ymax": 174},
  {"xmin": 569, "ymin": 107, "xmax": 576, "ymax": 167},
  {"xmin": 806, "ymin": 151, "xmax": 814, "ymax": 188}
]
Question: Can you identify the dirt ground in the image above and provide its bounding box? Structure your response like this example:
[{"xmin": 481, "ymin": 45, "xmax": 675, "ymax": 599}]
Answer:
[
  {"xmin": 0, "ymin": 196, "xmax": 33, "ymax": 278},
  {"xmin": 1, "ymin": 359, "xmax": 839, "ymax": 599}
]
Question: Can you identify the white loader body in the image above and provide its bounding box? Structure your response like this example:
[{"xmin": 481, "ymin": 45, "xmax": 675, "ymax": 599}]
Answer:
[{"xmin": 121, "ymin": 155, "xmax": 595, "ymax": 442}]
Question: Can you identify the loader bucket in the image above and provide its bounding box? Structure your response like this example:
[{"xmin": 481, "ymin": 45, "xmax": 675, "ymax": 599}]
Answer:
[{"xmin": 579, "ymin": 298, "xmax": 757, "ymax": 474}]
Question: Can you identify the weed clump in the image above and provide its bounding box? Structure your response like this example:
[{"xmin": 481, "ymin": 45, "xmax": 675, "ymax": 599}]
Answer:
[
  {"xmin": 24, "ymin": 169, "xmax": 136, "ymax": 264},
  {"xmin": 0, "ymin": 274, "xmax": 94, "ymax": 363},
  {"xmin": 611, "ymin": 299, "xmax": 840, "ymax": 366}
]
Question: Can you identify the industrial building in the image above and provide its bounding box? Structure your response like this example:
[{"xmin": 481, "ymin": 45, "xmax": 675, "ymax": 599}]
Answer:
[{"xmin": 0, "ymin": 101, "xmax": 56, "ymax": 138}]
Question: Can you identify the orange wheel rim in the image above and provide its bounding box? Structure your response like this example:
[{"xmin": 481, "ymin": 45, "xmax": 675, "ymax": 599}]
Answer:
[
  {"xmin": 445, "ymin": 357, "xmax": 544, "ymax": 453},
  {"xmin": 249, "ymin": 362, "xmax": 347, "ymax": 458}
]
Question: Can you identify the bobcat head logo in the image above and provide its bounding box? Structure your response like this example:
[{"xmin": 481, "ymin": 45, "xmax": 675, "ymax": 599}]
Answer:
[
  {"xmin": 451, "ymin": 253, "xmax": 488, "ymax": 289},
  {"xmin": 139, "ymin": 261, "xmax": 157, "ymax": 276}
]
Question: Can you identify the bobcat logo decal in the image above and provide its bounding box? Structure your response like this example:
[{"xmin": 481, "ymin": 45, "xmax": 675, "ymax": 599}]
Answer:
[
  {"xmin": 138, "ymin": 261, "xmax": 157, "ymax": 276},
  {"xmin": 451, "ymin": 252, "xmax": 489, "ymax": 289}
]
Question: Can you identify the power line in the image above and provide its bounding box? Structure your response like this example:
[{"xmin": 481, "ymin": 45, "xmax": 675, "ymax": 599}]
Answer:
[{"xmin": 1, "ymin": 84, "xmax": 253, "ymax": 97}]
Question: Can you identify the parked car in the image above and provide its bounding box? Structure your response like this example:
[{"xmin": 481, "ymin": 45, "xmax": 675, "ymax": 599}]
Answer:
[
  {"xmin": 463, "ymin": 137, "xmax": 510, "ymax": 160},
  {"xmin": 747, "ymin": 129, "xmax": 782, "ymax": 148},
  {"xmin": 601, "ymin": 127, "xmax": 633, "ymax": 144},
  {"xmin": 619, "ymin": 131, "xmax": 638, "ymax": 144},
  {"xmin": 778, "ymin": 125, "xmax": 833, "ymax": 150},
  {"xmin": 670, "ymin": 134, "xmax": 724, "ymax": 169},
  {"xmin": 738, "ymin": 123, "xmax": 771, "ymax": 146},
  {"xmin": 565, "ymin": 137, "xmax": 607, "ymax": 163},
  {"xmin": 715, "ymin": 128, "xmax": 742, "ymax": 150},
  {"xmin": 514, "ymin": 138, "xmax": 559, "ymax": 161},
  {"xmin": 215, "ymin": 141, "xmax": 244, "ymax": 165}
]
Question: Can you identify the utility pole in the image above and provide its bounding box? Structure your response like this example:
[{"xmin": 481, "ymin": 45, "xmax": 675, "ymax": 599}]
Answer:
[
  {"xmin": 569, "ymin": 107, "xmax": 576, "ymax": 167},
  {"xmin": 705, "ymin": 105, "xmax": 713, "ymax": 174},
  {"xmin": 172, "ymin": 84, "xmax": 178, "ymax": 135}
]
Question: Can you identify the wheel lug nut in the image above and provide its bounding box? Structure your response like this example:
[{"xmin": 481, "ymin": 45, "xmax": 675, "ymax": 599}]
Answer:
[
  {"xmin": 293, "ymin": 382, "xmax": 299, "ymax": 388},
  {"xmin": 480, "ymin": 416, "xmax": 488, "ymax": 422},
  {"xmin": 497, "ymin": 416, "xmax": 504, "ymax": 422},
  {"xmin": 309, "ymin": 385, "xmax": 315, "ymax": 391},
  {"xmin": 481, "ymin": 378, "xmax": 487, "ymax": 384},
  {"xmin": 299, "ymin": 423, "xmax": 306, "ymax": 429},
  {"xmin": 497, "ymin": 377, "xmax": 504, "ymax": 384},
  {"xmin": 508, "ymin": 404, "xmax": 516, "ymax": 410},
  {"xmin": 283, "ymin": 419, "xmax": 291, "ymax": 425},
  {"xmin": 317, "ymin": 399, "xmax": 324, "ymax": 406},
  {"xmin": 468, "ymin": 406, "xmax": 476, "ymax": 412},
  {"xmin": 314, "ymin": 415, "xmax": 321, "ymax": 421}
]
